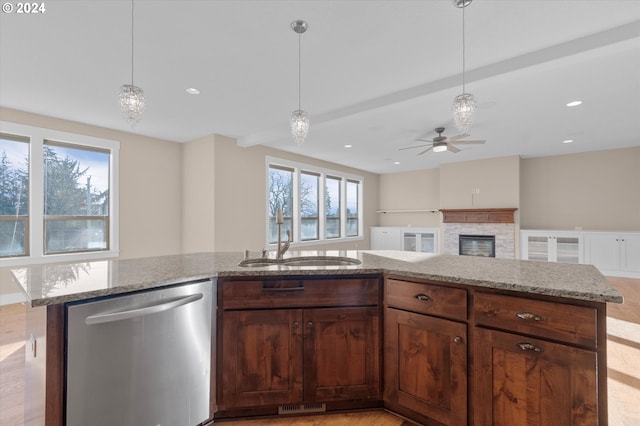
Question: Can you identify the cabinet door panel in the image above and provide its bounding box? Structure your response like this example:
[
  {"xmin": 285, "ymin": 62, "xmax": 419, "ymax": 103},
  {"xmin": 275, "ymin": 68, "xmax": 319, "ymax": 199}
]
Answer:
[
  {"xmin": 622, "ymin": 234, "xmax": 640, "ymax": 272},
  {"xmin": 303, "ymin": 307, "xmax": 380, "ymax": 402},
  {"xmin": 586, "ymin": 234, "xmax": 620, "ymax": 271},
  {"xmin": 474, "ymin": 327, "xmax": 598, "ymax": 426},
  {"xmin": 384, "ymin": 308, "xmax": 467, "ymax": 426},
  {"xmin": 220, "ymin": 309, "xmax": 302, "ymax": 409}
]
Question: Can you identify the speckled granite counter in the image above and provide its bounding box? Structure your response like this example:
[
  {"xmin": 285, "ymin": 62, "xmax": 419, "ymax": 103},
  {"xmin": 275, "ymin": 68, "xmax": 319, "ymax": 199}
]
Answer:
[{"xmin": 11, "ymin": 250, "xmax": 623, "ymax": 306}]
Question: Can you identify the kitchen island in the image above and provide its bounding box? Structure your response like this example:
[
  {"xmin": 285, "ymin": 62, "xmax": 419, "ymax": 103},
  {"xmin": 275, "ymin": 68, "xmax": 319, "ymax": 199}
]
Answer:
[{"xmin": 12, "ymin": 251, "xmax": 622, "ymax": 426}]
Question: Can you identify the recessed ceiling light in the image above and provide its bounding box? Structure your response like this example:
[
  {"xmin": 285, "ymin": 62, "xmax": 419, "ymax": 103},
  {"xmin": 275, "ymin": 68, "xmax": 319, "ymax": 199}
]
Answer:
[
  {"xmin": 186, "ymin": 88, "xmax": 201, "ymax": 95},
  {"xmin": 566, "ymin": 100, "xmax": 582, "ymax": 107},
  {"xmin": 563, "ymin": 139, "xmax": 574, "ymax": 144},
  {"xmin": 393, "ymin": 161, "xmax": 400, "ymax": 165},
  {"xmin": 344, "ymin": 144, "xmax": 352, "ymax": 148}
]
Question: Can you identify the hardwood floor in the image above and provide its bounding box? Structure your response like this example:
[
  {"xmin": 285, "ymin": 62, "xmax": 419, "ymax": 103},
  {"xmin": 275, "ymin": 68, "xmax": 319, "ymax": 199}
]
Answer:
[{"xmin": 1, "ymin": 278, "xmax": 638, "ymax": 426}]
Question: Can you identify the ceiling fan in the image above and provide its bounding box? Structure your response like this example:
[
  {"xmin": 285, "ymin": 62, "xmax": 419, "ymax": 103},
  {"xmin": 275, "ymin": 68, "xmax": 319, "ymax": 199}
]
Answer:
[{"xmin": 401, "ymin": 127, "xmax": 486, "ymax": 155}]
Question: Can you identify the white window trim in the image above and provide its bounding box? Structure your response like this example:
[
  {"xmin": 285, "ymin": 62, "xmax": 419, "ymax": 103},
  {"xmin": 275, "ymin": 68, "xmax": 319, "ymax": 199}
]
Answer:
[
  {"xmin": 0, "ymin": 121, "xmax": 120, "ymax": 267},
  {"xmin": 266, "ymin": 156, "xmax": 364, "ymax": 248}
]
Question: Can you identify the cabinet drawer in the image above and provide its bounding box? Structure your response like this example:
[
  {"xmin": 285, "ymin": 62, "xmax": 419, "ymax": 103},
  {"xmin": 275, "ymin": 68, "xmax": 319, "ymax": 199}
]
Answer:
[
  {"xmin": 474, "ymin": 293, "xmax": 597, "ymax": 347},
  {"xmin": 221, "ymin": 278, "xmax": 380, "ymax": 309},
  {"xmin": 385, "ymin": 278, "xmax": 467, "ymax": 321}
]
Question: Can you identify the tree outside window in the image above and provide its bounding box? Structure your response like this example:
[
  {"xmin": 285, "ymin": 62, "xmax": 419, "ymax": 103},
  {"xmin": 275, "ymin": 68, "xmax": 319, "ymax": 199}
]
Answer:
[
  {"xmin": 325, "ymin": 176, "xmax": 341, "ymax": 239},
  {"xmin": 43, "ymin": 142, "xmax": 110, "ymax": 254},
  {"xmin": 0, "ymin": 134, "xmax": 29, "ymax": 257},
  {"xmin": 268, "ymin": 166, "xmax": 293, "ymax": 244}
]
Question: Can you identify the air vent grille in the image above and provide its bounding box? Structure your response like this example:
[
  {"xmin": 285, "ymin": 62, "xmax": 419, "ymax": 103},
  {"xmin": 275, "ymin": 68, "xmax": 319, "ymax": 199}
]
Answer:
[{"xmin": 278, "ymin": 403, "xmax": 326, "ymax": 415}]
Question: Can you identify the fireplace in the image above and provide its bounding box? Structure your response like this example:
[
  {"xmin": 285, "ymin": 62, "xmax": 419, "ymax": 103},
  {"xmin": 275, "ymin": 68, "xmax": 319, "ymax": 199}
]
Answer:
[
  {"xmin": 459, "ymin": 235, "xmax": 496, "ymax": 257},
  {"xmin": 441, "ymin": 208, "xmax": 517, "ymax": 259}
]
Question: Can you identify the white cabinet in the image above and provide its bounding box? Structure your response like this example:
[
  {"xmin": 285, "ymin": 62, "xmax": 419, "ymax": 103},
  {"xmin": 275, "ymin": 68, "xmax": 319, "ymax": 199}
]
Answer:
[
  {"xmin": 585, "ymin": 232, "xmax": 640, "ymax": 277},
  {"xmin": 521, "ymin": 231, "xmax": 583, "ymax": 264},
  {"xmin": 371, "ymin": 227, "xmax": 439, "ymax": 253},
  {"xmin": 370, "ymin": 227, "xmax": 402, "ymax": 250}
]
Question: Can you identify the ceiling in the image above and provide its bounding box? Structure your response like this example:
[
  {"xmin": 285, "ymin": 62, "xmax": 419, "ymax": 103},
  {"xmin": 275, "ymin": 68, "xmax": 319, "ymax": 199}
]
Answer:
[{"xmin": 1, "ymin": 0, "xmax": 639, "ymax": 174}]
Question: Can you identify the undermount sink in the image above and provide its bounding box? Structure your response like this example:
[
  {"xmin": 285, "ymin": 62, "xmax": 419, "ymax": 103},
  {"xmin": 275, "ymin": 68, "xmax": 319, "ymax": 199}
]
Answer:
[{"xmin": 237, "ymin": 256, "xmax": 361, "ymax": 268}]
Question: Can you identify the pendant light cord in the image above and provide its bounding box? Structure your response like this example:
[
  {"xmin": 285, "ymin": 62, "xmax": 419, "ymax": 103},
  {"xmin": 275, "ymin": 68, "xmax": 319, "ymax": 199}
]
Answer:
[
  {"xmin": 462, "ymin": 4, "xmax": 466, "ymax": 93},
  {"xmin": 131, "ymin": 0, "xmax": 135, "ymax": 86},
  {"xmin": 298, "ymin": 31, "xmax": 302, "ymax": 111}
]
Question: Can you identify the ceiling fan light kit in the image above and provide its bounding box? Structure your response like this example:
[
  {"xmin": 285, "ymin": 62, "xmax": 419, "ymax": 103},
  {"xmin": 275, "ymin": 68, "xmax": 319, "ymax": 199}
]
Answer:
[
  {"xmin": 400, "ymin": 127, "xmax": 485, "ymax": 155},
  {"xmin": 452, "ymin": 0, "xmax": 476, "ymax": 134},
  {"xmin": 290, "ymin": 20, "xmax": 309, "ymax": 145},
  {"xmin": 119, "ymin": 0, "xmax": 145, "ymax": 126}
]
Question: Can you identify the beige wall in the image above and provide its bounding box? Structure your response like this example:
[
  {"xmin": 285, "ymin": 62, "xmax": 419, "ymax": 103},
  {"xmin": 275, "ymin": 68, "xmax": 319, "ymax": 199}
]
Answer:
[
  {"xmin": 520, "ymin": 147, "xmax": 640, "ymax": 231},
  {"xmin": 439, "ymin": 156, "xmax": 521, "ymax": 210},
  {"xmin": 182, "ymin": 135, "xmax": 216, "ymax": 253},
  {"xmin": 206, "ymin": 135, "xmax": 379, "ymax": 252},
  {"xmin": 377, "ymin": 169, "xmax": 440, "ymax": 227}
]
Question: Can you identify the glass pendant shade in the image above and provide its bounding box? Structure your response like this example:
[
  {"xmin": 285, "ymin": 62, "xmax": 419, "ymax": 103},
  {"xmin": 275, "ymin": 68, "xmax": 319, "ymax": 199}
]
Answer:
[
  {"xmin": 452, "ymin": 92, "xmax": 476, "ymax": 134},
  {"xmin": 119, "ymin": 84, "xmax": 145, "ymax": 125},
  {"xmin": 290, "ymin": 109, "xmax": 309, "ymax": 145}
]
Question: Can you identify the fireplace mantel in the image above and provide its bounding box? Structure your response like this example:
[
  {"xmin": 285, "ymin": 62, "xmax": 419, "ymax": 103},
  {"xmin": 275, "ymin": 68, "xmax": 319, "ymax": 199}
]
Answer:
[{"xmin": 440, "ymin": 208, "xmax": 517, "ymax": 224}]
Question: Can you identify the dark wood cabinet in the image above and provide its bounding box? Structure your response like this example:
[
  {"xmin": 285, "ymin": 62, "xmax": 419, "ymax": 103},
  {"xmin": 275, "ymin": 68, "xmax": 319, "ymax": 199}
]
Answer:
[
  {"xmin": 473, "ymin": 292, "xmax": 605, "ymax": 426},
  {"xmin": 474, "ymin": 327, "xmax": 598, "ymax": 426},
  {"xmin": 383, "ymin": 278, "xmax": 468, "ymax": 426},
  {"xmin": 304, "ymin": 307, "xmax": 380, "ymax": 402},
  {"xmin": 221, "ymin": 309, "xmax": 303, "ymax": 408},
  {"xmin": 217, "ymin": 276, "xmax": 381, "ymax": 415}
]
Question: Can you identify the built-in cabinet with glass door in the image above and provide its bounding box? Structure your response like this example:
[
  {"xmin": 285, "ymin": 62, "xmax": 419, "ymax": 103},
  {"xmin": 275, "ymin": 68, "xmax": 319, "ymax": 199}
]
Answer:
[
  {"xmin": 520, "ymin": 230, "xmax": 583, "ymax": 264},
  {"xmin": 371, "ymin": 227, "xmax": 439, "ymax": 254}
]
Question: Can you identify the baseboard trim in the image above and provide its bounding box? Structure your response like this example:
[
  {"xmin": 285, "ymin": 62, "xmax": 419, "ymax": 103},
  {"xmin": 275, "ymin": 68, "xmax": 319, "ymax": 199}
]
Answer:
[{"xmin": 0, "ymin": 292, "xmax": 26, "ymax": 306}]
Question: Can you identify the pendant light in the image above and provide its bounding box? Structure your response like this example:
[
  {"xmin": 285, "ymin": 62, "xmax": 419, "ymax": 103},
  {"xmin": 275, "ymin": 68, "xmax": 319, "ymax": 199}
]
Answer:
[
  {"xmin": 119, "ymin": 0, "xmax": 145, "ymax": 125},
  {"xmin": 452, "ymin": 0, "xmax": 476, "ymax": 134},
  {"xmin": 290, "ymin": 20, "xmax": 309, "ymax": 145}
]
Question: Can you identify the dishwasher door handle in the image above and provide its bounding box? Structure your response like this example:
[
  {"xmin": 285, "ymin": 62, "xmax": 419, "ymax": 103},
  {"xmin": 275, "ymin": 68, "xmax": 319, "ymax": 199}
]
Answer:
[{"xmin": 85, "ymin": 293, "xmax": 203, "ymax": 325}]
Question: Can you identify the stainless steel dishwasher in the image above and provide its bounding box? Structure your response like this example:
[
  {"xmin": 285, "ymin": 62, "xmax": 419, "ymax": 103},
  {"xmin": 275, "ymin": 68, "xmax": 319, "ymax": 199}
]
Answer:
[{"xmin": 66, "ymin": 279, "xmax": 214, "ymax": 426}]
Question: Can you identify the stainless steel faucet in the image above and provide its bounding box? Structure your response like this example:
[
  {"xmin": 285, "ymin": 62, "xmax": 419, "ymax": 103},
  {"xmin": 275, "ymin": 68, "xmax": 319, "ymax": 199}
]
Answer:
[
  {"xmin": 275, "ymin": 208, "xmax": 291, "ymax": 260},
  {"xmin": 276, "ymin": 228, "xmax": 291, "ymax": 260}
]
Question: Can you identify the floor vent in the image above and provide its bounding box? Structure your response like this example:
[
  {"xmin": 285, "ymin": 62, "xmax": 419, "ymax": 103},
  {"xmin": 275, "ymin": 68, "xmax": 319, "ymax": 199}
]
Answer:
[{"xmin": 278, "ymin": 403, "xmax": 326, "ymax": 415}]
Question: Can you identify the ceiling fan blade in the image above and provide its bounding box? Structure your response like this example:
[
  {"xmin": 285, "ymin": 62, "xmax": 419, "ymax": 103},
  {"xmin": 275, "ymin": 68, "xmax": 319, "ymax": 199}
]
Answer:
[
  {"xmin": 417, "ymin": 146, "xmax": 434, "ymax": 156},
  {"xmin": 447, "ymin": 133, "xmax": 470, "ymax": 142},
  {"xmin": 415, "ymin": 138, "xmax": 434, "ymax": 142},
  {"xmin": 399, "ymin": 144, "xmax": 431, "ymax": 151},
  {"xmin": 448, "ymin": 145, "xmax": 461, "ymax": 153},
  {"xmin": 453, "ymin": 140, "xmax": 486, "ymax": 145}
]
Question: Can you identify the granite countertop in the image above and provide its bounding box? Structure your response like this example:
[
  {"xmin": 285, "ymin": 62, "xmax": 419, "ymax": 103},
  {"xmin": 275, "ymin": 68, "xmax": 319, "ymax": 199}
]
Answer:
[{"xmin": 10, "ymin": 250, "xmax": 623, "ymax": 306}]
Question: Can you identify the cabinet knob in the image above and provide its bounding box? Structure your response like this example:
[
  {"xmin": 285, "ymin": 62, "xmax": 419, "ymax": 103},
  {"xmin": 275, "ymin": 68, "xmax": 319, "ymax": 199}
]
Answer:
[
  {"xmin": 415, "ymin": 294, "xmax": 432, "ymax": 302},
  {"xmin": 307, "ymin": 321, "xmax": 313, "ymax": 328},
  {"xmin": 515, "ymin": 312, "xmax": 543, "ymax": 322},
  {"xmin": 292, "ymin": 321, "xmax": 299, "ymax": 329},
  {"xmin": 517, "ymin": 342, "xmax": 543, "ymax": 353},
  {"xmin": 453, "ymin": 336, "xmax": 463, "ymax": 345}
]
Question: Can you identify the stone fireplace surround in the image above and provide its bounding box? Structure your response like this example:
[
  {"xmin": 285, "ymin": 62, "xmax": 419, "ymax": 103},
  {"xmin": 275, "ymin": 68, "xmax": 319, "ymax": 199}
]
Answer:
[{"xmin": 440, "ymin": 208, "xmax": 517, "ymax": 259}]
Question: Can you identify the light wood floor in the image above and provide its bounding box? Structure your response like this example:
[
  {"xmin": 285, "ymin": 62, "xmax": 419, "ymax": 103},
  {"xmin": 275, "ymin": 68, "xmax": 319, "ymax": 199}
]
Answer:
[{"xmin": 1, "ymin": 277, "xmax": 638, "ymax": 426}]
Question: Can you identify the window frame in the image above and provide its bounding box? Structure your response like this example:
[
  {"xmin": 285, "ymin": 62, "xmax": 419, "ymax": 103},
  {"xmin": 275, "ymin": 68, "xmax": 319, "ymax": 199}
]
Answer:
[
  {"xmin": 0, "ymin": 121, "xmax": 120, "ymax": 267},
  {"xmin": 266, "ymin": 156, "xmax": 364, "ymax": 248}
]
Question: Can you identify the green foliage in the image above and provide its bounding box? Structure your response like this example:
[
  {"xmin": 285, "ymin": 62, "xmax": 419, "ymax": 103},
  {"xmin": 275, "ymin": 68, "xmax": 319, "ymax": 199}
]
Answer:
[{"xmin": 0, "ymin": 150, "xmax": 28, "ymax": 216}]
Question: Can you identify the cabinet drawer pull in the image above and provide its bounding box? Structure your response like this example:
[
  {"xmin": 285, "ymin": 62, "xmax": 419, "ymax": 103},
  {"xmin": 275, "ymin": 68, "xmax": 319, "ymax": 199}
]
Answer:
[
  {"xmin": 517, "ymin": 342, "xmax": 543, "ymax": 353},
  {"xmin": 453, "ymin": 336, "xmax": 463, "ymax": 345},
  {"xmin": 262, "ymin": 281, "xmax": 304, "ymax": 292},
  {"xmin": 516, "ymin": 312, "xmax": 543, "ymax": 321},
  {"xmin": 292, "ymin": 321, "xmax": 299, "ymax": 329},
  {"xmin": 307, "ymin": 321, "xmax": 313, "ymax": 328},
  {"xmin": 415, "ymin": 294, "xmax": 432, "ymax": 302}
]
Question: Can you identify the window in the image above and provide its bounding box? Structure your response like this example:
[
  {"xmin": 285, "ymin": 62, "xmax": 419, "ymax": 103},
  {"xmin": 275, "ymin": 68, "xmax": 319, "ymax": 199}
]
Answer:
[
  {"xmin": 346, "ymin": 179, "xmax": 359, "ymax": 237},
  {"xmin": 325, "ymin": 176, "xmax": 341, "ymax": 239},
  {"xmin": 0, "ymin": 122, "xmax": 119, "ymax": 266},
  {"xmin": 267, "ymin": 157, "xmax": 363, "ymax": 247},
  {"xmin": 0, "ymin": 134, "xmax": 29, "ymax": 257},
  {"xmin": 300, "ymin": 171, "xmax": 319, "ymax": 241}
]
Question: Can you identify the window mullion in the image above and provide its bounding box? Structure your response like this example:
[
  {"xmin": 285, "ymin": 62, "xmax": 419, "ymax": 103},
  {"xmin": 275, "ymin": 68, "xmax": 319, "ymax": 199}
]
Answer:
[
  {"xmin": 292, "ymin": 168, "xmax": 300, "ymax": 244},
  {"xmin": 30, "ymin": 132, "xmax": 44, "ymax": 258},
  {"xmin": 319, "ymin": 173, "xmax": 326, "ymax": 241},
  {"xmin": 340, "ymin": 178, "xmax": 347, "ymax": 239}
]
